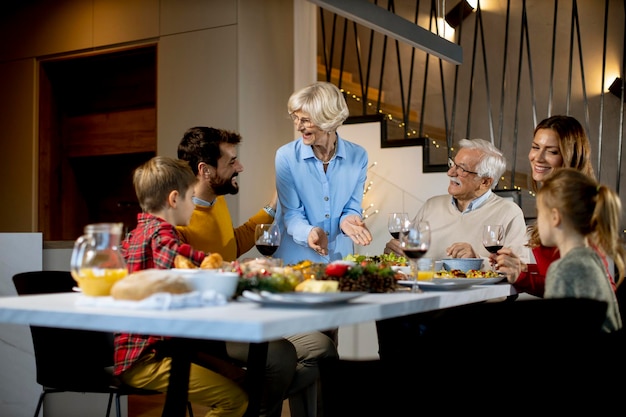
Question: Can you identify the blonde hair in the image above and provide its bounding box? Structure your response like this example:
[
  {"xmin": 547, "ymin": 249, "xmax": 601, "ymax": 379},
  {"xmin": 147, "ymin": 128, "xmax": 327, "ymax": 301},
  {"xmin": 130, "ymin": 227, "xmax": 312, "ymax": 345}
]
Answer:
[
  {"xmin": 133, "ymin": 156, "xmax": 198, "ymax": 213},
  {"xmin": 537, "ymin": 168, "xmax": 625, "ymax": 286},
  {"xmin": 287, "ymin": 81, "xmax": 349, "ymax": 132}
]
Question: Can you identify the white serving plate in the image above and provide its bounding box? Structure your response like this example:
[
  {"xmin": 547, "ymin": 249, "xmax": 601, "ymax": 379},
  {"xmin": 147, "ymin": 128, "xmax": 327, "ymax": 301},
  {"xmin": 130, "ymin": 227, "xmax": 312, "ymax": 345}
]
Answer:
[
  {"xmin": 397, "ymin": 280, "xmax": 476, "ymax": 291},
  {"xmin": 241, "ymin": 290, "xmax": 367, "ymax": 307},
  {"xmin": 432, "ymin": 276, "xmax": 505, "ymax": 285}
]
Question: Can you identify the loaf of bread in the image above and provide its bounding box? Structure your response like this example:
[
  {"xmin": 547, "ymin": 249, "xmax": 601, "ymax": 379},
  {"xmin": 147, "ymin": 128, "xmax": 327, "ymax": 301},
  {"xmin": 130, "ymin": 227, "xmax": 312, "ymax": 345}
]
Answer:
[
  {"xmin": 201, "ymin": 252, "xmax": 223, "ymax": 269},
  {"xmin": 174, "ymin": 254, "xmax": 197, "ymax": 269},
  {"xmin": 111, "ymin": 269, "xmax": 192, "ymax": 301},
  {"xmin": 174, "ymin": 253, "xmax": 225, "ymax": 270}
]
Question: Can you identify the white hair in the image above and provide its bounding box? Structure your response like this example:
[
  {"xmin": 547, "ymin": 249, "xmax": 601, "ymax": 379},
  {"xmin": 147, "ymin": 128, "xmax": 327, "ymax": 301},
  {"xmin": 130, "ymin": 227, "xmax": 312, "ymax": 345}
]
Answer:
[
  {"xmin": 458, "ymin": 138, "xmax": 507, "ymax": 189},
  {"xmin": 287, "ymin": 82, "xmax": 349, "ymax": 132}
]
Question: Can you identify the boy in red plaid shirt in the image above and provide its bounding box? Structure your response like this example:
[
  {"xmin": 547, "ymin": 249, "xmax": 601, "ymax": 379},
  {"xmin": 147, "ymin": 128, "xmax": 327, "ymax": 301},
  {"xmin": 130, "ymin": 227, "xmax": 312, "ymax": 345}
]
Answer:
[{"xmin": 114, "ymin": 156, "xmax": 248, "ymax": 417}]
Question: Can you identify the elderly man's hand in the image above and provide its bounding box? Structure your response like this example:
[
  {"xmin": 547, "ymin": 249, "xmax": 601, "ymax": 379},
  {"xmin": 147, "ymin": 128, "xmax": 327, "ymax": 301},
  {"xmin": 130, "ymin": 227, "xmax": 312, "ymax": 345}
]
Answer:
[
  {"xmin": 445, "ymin": 242, "xmax": 477, "ymax": 258},
  {"xmin": 384, "ymin": 238, "xmax": 405, "ymax": 256}
]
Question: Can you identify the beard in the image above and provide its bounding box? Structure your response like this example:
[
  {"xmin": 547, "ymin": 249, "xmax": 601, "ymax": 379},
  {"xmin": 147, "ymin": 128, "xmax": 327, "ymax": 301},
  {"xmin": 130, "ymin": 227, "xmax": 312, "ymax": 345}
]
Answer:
[{"xmin": 212, "ymin": 174, "xmax": 239, "ymax": 196}]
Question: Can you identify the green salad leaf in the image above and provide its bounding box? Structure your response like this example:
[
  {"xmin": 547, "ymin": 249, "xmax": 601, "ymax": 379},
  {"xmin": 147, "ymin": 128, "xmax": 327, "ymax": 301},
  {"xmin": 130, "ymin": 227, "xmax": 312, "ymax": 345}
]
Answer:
[{"xmin": 343, "ymin": 253, "xmax": 408, "ymax": 266}]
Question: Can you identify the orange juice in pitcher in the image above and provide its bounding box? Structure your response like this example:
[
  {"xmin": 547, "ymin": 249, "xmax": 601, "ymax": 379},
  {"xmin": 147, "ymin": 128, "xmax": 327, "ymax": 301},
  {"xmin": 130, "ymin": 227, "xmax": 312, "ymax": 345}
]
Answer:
[
  {"xmin": 73, "ymin": 268, "xmax": 128, "ymax": 296},
  {"xmin": 70, "ymin": 223, "xmax": 128, "ymax": 296}
]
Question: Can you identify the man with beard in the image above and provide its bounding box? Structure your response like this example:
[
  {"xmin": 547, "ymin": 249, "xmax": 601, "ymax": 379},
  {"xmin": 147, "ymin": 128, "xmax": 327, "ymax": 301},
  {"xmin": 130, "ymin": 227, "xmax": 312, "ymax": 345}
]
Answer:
[
  {"xmin": 176, "ymin": 126, "xmax": 335, "ymax": 417},
  {"xmin": 176, "ymin": 126, "xmax": 277, "ymax": 261}
]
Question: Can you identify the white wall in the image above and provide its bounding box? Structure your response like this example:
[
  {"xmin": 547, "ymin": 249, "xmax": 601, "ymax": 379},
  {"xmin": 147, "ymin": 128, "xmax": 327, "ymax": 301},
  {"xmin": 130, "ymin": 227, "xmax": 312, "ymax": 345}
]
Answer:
[
  {"xmin": 335, "ymin": 121, "xmax": 449, "ymax": 360},
  {"xmin": 0, "ymin": 234, "xmax": 42, "ymax": 416},
  {"xmin": 237, "ymin": 0, "xmax": 296, "ymax": 233},
  {"xmin": 338, "ymin": 121, "xmax": 450, "ymax": 257}
]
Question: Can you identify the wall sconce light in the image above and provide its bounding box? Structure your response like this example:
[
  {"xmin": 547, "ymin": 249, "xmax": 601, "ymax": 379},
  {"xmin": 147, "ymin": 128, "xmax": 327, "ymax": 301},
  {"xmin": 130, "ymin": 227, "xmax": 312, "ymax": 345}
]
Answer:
[
  {"xmin": 445, "ymin": 0, "xmax": 475, "ymax": 29},
  {"xmin": 609, "ymin": 77, "xmax": 624, "ymax": 100}
]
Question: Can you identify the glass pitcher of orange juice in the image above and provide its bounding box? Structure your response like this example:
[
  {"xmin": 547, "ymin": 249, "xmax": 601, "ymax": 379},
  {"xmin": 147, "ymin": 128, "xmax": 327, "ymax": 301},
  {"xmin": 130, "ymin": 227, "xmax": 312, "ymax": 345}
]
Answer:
[{"xmin": 70, "ymin": 222, "xmax": 128, "ymax": 296}]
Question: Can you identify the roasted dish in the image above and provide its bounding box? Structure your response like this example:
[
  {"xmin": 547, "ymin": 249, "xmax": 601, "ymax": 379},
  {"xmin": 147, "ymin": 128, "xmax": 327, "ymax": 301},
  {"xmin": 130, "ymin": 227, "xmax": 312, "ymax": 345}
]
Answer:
[{"xmin": 436, "ymin": 269, "xmax": 501, "ymax": 278}]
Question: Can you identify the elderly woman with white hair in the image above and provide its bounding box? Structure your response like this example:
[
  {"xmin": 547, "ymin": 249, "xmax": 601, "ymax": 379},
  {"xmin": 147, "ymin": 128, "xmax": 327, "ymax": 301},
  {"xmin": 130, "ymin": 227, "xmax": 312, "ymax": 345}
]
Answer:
[{"xmin": 274, "ymin": 81, "xmax": 373, "ymax": 264}]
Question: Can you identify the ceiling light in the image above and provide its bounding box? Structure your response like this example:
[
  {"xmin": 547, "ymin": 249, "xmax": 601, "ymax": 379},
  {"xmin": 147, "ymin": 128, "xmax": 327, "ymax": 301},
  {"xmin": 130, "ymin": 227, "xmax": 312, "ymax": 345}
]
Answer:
[
  {"xmin": 609, "ymin": 77, "xmax": 624, "ymax": 100},
  {"xmin": 445, "ymin": 0, "xmax": 475, "ymax": 29}
]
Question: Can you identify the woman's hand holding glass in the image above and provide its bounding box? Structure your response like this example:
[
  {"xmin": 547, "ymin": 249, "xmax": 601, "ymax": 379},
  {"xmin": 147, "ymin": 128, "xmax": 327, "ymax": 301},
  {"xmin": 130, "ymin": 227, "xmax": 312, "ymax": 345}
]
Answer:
[
  {"xmin": 494, "ymin": 247, "xmax": 525, "ymax": 283},
  {"xmin": 482, "ymin": 224, "xmax": 505, "ymax": 271}
]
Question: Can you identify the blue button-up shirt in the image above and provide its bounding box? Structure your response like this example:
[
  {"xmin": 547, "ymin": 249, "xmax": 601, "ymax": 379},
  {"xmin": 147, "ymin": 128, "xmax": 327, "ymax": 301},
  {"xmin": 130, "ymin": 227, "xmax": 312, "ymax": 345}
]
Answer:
[{"xmin": 274, "ymin": 134, "xmax": 368, "ymax": 264}]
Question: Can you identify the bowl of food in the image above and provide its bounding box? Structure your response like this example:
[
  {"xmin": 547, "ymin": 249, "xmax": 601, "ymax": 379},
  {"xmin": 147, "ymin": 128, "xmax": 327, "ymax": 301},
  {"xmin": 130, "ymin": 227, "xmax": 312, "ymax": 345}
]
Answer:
[
  {"xmin": 441, "ymin": 258, "xmax": 484, "ymax": 272},
  {"xmin": 171, "ymin": 269, "xmax": 239, "ymax": 299}
]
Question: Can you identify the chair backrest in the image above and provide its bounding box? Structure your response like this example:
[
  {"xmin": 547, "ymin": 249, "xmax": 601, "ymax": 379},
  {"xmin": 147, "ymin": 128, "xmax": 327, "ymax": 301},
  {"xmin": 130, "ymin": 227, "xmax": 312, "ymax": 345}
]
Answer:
[
  {"xmin": 13, "ymin": 271, "xmax": 116, "ymax": 392},
  {"xmin": 423, "ymin": 297, "xmax": 608, "ymax": 343},
  {"xmin": 616, "ymin": 280, "xmax": 626, "ymax": 328},
  {"xmin": 414, "ymin": 298, "xmax": 611, "ymax": 405}
]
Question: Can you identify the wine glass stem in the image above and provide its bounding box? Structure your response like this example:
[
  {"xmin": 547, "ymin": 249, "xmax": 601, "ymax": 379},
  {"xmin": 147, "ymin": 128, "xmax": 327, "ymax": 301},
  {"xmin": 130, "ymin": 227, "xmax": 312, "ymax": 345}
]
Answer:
[{"xmin": 410, "ymin": 260, "xmax": 419, "ymax": 293}]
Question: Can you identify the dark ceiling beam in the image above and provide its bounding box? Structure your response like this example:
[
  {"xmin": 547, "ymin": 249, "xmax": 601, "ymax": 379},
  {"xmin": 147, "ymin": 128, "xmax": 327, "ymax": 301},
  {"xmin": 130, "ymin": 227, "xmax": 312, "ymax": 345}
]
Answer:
[{"xmin": 307, "ymin": 0, "xmax": 463, "ymax": 65}]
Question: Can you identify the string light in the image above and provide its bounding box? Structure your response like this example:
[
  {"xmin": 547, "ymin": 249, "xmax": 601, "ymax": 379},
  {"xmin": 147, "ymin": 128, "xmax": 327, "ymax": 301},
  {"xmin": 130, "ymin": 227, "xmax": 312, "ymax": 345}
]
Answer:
[
  {"xmin": 363, "ymin": 181, "xmax": 374, "ymax": 195},
  {"xmin": 362, "ymin": 162, "xmax": 378, "ymax": 221},
  {"xmin": 341, "ymin": 89, "xmax": 532, "ymax": 193},
  {"xmin": 342, "ymin": 88, "xmax": 422, "ymax": 136}
]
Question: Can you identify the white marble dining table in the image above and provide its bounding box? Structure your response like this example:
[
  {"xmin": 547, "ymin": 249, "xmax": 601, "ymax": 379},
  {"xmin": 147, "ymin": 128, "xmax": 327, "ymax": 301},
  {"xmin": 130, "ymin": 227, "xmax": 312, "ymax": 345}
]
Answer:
[{"xmin": 0, "ymin": 283, "xmax": 516, "ymax": 416}]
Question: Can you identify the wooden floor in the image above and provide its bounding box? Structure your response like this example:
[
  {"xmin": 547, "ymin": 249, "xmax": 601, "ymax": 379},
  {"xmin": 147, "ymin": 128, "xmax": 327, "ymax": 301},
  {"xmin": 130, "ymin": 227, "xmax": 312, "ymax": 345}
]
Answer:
[{"xmin": 128, "ymin": 395, "xmax": 291, "ymax": 417}]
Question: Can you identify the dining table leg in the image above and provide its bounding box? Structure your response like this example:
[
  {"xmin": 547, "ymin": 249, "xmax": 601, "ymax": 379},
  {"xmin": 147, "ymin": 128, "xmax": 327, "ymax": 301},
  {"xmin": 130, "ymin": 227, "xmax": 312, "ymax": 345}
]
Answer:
[
  {"xmin": 162, "ymin": 339, "xmax": 192, "ymax": 417},
  {"xmin": 243, "ymin": 341, "xmax": 269, "ymax": 417},
  {"xmin": 160, "ymin": 339, "xmax": 269, "ymax": 417}
]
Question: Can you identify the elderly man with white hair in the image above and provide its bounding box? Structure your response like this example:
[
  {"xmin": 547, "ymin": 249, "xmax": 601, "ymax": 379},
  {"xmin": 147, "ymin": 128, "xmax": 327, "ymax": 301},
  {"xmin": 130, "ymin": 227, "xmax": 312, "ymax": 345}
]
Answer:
[{"xmin": 384, "ymin": 138, "xmax": 528, "ymax": 263}]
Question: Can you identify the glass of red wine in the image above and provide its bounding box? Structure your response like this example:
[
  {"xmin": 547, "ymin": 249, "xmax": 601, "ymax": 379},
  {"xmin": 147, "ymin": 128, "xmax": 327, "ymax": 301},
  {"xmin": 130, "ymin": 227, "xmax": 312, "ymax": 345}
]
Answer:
[
  {"xmin": 482, "ymin": 224, "xmax": 504, "ymax": 271},
  {"xmin": 400, "ymin": 219, "xmax": 431, "ymax": 293},
  {"xmin": 388, "ymin": 212, "xmax": 410, "ymax": 239},
  {"xmin": 255, "ymin": 223, "xmax": 281, "ymax": 259}
]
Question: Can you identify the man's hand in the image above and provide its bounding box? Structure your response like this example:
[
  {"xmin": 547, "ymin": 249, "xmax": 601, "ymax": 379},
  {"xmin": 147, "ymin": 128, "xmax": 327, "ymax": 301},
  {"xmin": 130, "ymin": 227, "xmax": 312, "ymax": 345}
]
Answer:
[
  {"xmin": 308, "ymin": 227, "xmax": 329, "ymax": 255},
  {"xmin": 340, "ymin": 215, "xmax": 372, "ymax": 246},
  {"xmin": 445, "ymin": 242, "xmax": 477, "ymax": 258},
  {"xmin": 384, "ymin": 238, "xmax": 404, "ymax": 256}
]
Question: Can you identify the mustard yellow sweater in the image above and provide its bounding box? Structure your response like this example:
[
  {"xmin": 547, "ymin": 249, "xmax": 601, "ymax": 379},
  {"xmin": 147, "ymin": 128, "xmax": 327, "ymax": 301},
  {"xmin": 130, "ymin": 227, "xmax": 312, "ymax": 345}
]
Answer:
[{"xmin": 176, "ymin": 196, "xmax": 273, "ymax": 261}]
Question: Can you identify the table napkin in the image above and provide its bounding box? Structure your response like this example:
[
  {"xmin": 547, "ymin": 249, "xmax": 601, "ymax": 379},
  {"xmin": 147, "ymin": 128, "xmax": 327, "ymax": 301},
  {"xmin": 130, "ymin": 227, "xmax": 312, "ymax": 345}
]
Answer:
[{"xmin": 75, "ymin": 290, "xmax": 228, "ymax": 310}]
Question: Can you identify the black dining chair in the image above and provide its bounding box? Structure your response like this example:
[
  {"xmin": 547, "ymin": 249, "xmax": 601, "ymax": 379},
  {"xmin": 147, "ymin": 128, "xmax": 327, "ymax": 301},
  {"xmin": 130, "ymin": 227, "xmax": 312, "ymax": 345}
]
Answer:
[
  {"xmin": 369, "ymin": 297, "xmax": 612, "ymax": 414},
  {"xmin": 12, "ymin": 270, "xmax": 194, "ymax": 417}
]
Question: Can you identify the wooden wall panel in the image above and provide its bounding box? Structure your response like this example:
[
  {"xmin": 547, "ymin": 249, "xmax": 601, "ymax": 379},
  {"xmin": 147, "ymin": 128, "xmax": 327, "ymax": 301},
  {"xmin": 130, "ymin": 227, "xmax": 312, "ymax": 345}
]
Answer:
[{"xmin": 63, "ymin": 108, "xmax": 156, "ymax": 157}]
